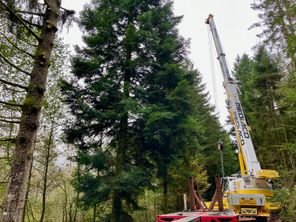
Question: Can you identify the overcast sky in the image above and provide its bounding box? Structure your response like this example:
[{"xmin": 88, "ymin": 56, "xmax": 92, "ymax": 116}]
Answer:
[{"xmin": 60, "ymin": 0, "xmax": 261, "ymax": 126}]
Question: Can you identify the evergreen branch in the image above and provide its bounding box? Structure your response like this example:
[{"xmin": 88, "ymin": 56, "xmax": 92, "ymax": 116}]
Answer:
[
  {"xmin": 0, "ymin": 115, "xmax": 20, "ymax": 120},
  {"xmin": 15, "ymin": 10, "xmax": 45, "ymax": 17},
  {"xmin": 60, "ymin": 6, "xmax": 76, "ymax": 18},
  {"xmin": 0, "ymin": 119, "xmax": 20, "ymax": 124},
  {"xmin": 0, "ymin": 52, "xmax": 31, "ymax": 76},
  {"xmin": 0, "ymin": 138, "xmax": 16, "ymax": 142},
  {"xmin": 0, "ymin": 100, "xmax": 23, "ymax": 107},
  {"xmin": 0, "ymin": 78, "xmax": 28, "ymax": 90},
  {"xmin": 61, "ymin": 6, "xmax": 70, "ymax": 11},
  {"xmin": 24, "ymin": 40, "xmax": 38, "ymax": 48},
  {"xmin": 19, "ymin": 37, "xmax": 38, "ymax": 48},
  {"xmin": 0, "ymin": 31, "xmax": 35, "ymax": 58},
  {"xmin": 0, "ymin": 157, "xmax": 11, "ymax": 160},
  {"xmin": 41, "ymin": 1, "xmax": 65, "ymax": 12},
  {"xmin": 16, "ymin": 34, "xmax": 38, "ymax": 47},
  {"xmin": 0, "ymin": 1, "xmax": 40, "ymax": 41},
  {"xmin": 21, "ymin": 18, "xmax": 43, "ymax": 29},
  {"xmin": 3, "ymin": 87, "xmax": 27, "ymax": 94}
]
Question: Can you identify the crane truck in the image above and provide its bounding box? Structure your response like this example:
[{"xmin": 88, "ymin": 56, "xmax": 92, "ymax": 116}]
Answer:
[
  {"xmin": 157, "ymin": 14, "xmax": 280, "ymax": 222},
  {"xmin": 206, "ymin": 14, "xmax": 279, "ymax": 221}
]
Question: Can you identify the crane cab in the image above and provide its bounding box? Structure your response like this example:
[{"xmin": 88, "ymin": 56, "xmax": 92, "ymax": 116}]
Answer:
[
  {"xmin": 225, "ymin": 176, "xmax": 273, "ymax": 197},
  {"xmin": 222, "ymin": 176, "xmax": 279, "ymax": 219}
]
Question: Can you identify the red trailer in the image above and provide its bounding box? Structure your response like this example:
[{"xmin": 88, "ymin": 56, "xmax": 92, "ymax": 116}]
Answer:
[
  {"xmin": 157, "ymin": 177, "xmax": 238, "ymax": 222},
  {"xmin": 157, "ymin": 210, "xmax": 238, "ymax": 222}
]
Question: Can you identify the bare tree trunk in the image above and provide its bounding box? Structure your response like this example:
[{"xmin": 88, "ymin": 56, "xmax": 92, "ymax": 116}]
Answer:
[
  {"xmin": 23, "ymin": 138, "xmax": 37, "ymax": 222},
  {"xmin": 39, "ymin": 122, "xmax": 54, "ymax": 222},
  {"xmin": 2, "ymin": 1, "xmax": 61, "ymax": 221},
  {"xmin": 162, "ymin": 172, "xmax": 168, "ymax": 213},
  {"xmin": 60, "ymin": 180, "xmax": 68, "ymax": 222},
  {"xmin": 6, "ymin": 110, "xmax": 15, "ymax": 160},
  {"xmin": 93, "ymin": 204, "xmax": 96, "ymax": 222},
  {"xmin": 111, "ymin": 192, "xmax": 122, "ymax": 222},
  {"xmin": 72, "ymin": 165, "xmax": 80, "ymax": 222}
]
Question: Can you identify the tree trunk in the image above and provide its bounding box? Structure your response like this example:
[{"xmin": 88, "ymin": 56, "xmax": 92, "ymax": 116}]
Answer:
[
  {"xmin": 111, "ymin": 112, "xmax": 128, "ymax": 222},
  {"xmin": 163, "ymin": 172, "xmax": 168, "ymax": 213},
  {"xmin": 92, "ymin": 204, "xmax": 97, "ymax": 222},
  {"xmin": 61, "ymin": 180, "xmax": 68, "ymax": 222},
  {"xmin": 110, "ymin": 37, "xmax": 131, "ymax": 222},
  {"xmin": 72, "ymin": 164, "xmax": 80, "ymax": 222},
  {"xmin": 161, "ymin": 163, "xmax": 168, "ymax": 213},
  {"xmin": 275, "ymin": 0, "xmax": 296, "ymax": 69},
  {"xmin": 39, "ymin": 122, "xmax": 54, "ymax": 222},
  {"xmin": 111, "ymin": 191, "xmax": 122, "ymax": 222},
  {"xmin": 2, "ymin": 1, "xmax": 61, "ymax": 221},
  {"xmin": 23, "ymin": 138, "xmax": 37, "ymax": 222}
]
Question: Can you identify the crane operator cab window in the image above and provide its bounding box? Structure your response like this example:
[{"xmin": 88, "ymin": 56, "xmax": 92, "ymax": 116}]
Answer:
[{"xmin": 243, "ymin": 177, "xmax": 272, "ymax": 190}]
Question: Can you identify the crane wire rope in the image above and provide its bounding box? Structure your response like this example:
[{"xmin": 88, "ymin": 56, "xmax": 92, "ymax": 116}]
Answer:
[
  {"xmin": 207, "ymin": 26, "xmax": 226, "ymax": 179},
  {"xmin": 207, "ymin": 25, "xmax": 219, "ymax": 114}
]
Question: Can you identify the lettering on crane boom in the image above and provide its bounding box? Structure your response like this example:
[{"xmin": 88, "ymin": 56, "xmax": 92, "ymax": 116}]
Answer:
[{"xmin": 233, "ymin": 102, "xmax": 250, "ymax": 145}]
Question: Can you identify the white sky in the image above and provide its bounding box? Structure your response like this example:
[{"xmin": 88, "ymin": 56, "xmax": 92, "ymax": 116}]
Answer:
[{"xmin": 61, "ymin": 0, "xmax": 261, "ymax": 126}]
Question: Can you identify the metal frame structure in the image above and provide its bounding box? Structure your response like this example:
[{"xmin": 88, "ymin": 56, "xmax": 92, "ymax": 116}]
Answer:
[{"xmin": 157, "ymin": 177, "xmax": 237, "ymax": 222}]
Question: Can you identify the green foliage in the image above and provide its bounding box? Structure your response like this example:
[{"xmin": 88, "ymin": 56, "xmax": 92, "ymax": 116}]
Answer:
[
  {"xmin": 273, "ymin": 186, "xmax": 296, "ymax": 222},
  {"xmin": 233, "ymin": 46, "xmax": 296, "ymax": 219},
  {"xmin": 63, "ymin": 1, "xmax": 185, "ymax": 220},
  {"xmin": 233, "ymin": 47, "xmax": 284, "ymax": 169},
  {"xmin": 62, "ymin": 0, "xmax": 236, "ymax": 220},
  {"xmin": 167, "ymin": 154, "xmax": 209, "ymax": 211},
  {"xmin": 251, "ymin": 0, "xmax": 296, "ymax": 69}
]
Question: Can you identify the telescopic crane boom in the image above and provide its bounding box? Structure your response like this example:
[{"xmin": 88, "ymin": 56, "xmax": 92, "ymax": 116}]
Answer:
[
  {"xmin": 206, "ymin": 14, "xmax": 279, "ymax": 220},
  {"xmin": 206, "ymin": 14, "xmax": 278, "ymax": 179}
]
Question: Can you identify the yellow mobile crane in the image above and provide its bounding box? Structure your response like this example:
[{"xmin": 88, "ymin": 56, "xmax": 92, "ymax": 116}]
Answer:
[{"xmin": 206, "ymin": 14, "xmax": 279, "ymax": 221}]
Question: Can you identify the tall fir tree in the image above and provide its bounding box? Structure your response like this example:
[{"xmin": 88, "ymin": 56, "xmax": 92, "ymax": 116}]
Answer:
[
  {"xmin": 62, "ymin": 0, "xmax": 188, "ymax": 220},
  {"xmin": 233, "ymin": 47, "xmax": 296, "ymax": 220},
  {"xmin": 233, "ymin": 47, "xmax": 286, "ymax": 169},
  {"xmin": 249, "ymin": 2, "xmax": 296, "ymax": 219},
  {"xmin": 62, "ymin": 0, "xmax": 236, "ymax": 220}
]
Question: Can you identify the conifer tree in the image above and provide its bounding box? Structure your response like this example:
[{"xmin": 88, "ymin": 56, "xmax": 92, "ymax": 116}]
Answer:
[
  {"xmin": 251, "ymin": 0, "xmax": 296, "ymax": 70},
  {"xmin": 233, "ymin": 47, "xmax": 296, "ymax": 219},
  {"xmin": 251, "ymin": 2, "xmax": 296, "ymax": 219},
  {"xmin": 62, "ymin": 0, "xmax": 235, "ymax": 219},
  {"xmin": 233, "ymin": 47, "xmax": 284, "ymax": 169},
  {"xmin": 62, "ymin": 0, "xmax": 179, "ymax": 220},
  {"xmin": 62, "ymin": 0, "xmax": 239, "ymax": 220}
]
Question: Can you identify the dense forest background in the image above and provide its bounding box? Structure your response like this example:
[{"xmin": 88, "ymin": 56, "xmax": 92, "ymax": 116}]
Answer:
[{"xmin": 0, "ymin": 0, "xmax": 295, "ymax": 222}]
